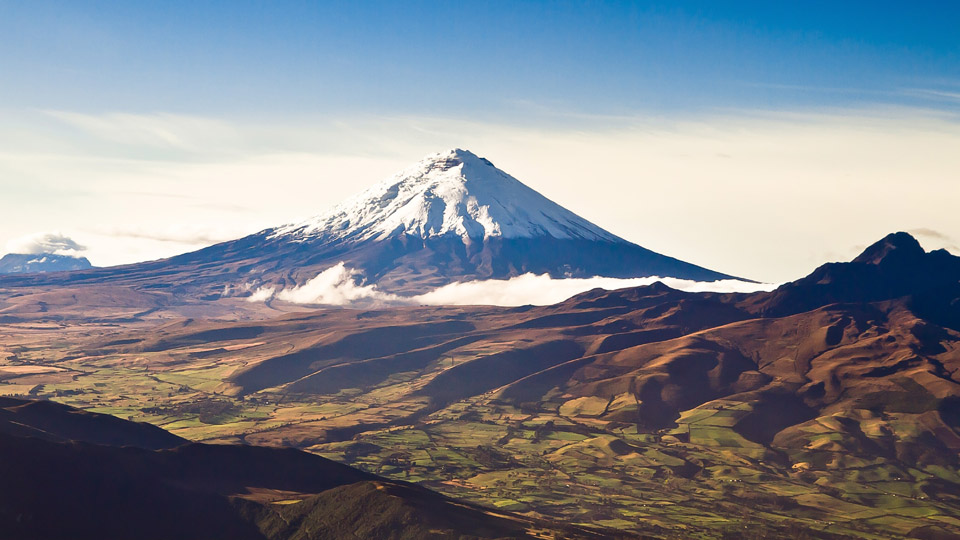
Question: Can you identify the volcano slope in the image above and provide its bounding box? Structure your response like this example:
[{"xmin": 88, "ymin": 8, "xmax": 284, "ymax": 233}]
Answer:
[
  {"xmin": 1, "ymin": 232, "xmax": 959, "ymax": 539},
  {"xmin": 0, "ymin": 396, "xmax": 622, "ymax": 540}
]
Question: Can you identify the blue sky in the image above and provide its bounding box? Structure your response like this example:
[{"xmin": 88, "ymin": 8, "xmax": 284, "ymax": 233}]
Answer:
[
  {"xmin": 3, "ymin": 1, "xmax": 958, "ymax": 117},
  {"xmin": 1, "ymin": 1, "xmax": 959, "ymax": 282}
]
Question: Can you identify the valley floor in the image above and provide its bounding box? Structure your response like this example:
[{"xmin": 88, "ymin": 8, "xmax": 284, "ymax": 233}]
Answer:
[{"xmin": 1, "ymin": 308, "xmax": 956, "ymax": 540}]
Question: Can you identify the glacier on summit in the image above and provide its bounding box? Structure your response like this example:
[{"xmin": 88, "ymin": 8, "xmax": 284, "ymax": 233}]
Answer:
[{"xmin": 271, "ymin": 149, "xmax": 623, "ymax": 244}]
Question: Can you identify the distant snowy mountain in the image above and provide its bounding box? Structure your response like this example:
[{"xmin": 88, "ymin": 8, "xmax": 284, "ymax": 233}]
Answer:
[
  {"xmin": 0, "ymin": 149, "xmax": 740, "ymax": 297},
  {"xmin": 0, "ymin": 253, "xmax": 93, "ymax": 274}
]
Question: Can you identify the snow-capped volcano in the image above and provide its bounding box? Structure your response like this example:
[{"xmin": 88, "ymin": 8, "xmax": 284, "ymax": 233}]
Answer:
[
  {"xmin": 0, "ymin": 149, "xmax": 740, "ymax": 297},
  {"xmin": 272, "ymin": 149, "xmax": 622, "ymax": 244},
  {"xmin": 246, "ymin": 148, "xmax": 736, "ymax": 291}
]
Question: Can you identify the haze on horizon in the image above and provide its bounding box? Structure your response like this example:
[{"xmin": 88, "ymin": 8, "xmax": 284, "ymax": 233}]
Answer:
[{"xmin": 1, "ymin": 1, "xmax": 958, "ymax": 283}]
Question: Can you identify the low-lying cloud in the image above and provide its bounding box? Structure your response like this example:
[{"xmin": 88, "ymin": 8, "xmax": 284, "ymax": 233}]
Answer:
[
  {"xmin": 415, "ymin": 273, "xmax": 777, "ymax": 306},
  {"xmin": 5, "ymin": 232, "xmax": 86, "ymax": 256},
  {"xmin": 273, "ymin": 263, "xmax": 402, "ymax": 305},
  {"xmin": 250, "ymin": 262, "xmax": 778, "ymax": 308}
]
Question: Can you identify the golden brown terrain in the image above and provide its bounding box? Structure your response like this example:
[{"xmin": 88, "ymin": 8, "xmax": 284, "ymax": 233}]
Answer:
[{"xmin": 1, "ymin": 232, "xmax": 958, "ymax": 539}]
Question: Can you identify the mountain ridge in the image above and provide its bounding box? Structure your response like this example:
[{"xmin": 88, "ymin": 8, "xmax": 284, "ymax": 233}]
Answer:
[{"xmin": 749, "ymin": 231, "xmax": 960, "ymax": 321}]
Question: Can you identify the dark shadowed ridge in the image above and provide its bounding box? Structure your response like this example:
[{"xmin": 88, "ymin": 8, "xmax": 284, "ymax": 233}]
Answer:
[
  {"xmin": 0, "ymin": 396, "xmax": 184, "ymax": 449},
  {"xmin": 745, "ymin": 231, "xmax": 960, "ymax": 322},
  {"xmin": 0, "ymin": 396, "xmax": 633, "ymax": 540}
]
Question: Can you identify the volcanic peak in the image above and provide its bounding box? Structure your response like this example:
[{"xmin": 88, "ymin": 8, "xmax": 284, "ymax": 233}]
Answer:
[
  {"xmin": 270, "ymin": 149, "xmax": 625, "ymax": 245},
  {"xmin": 852, "ymin": 231, "xmax": 927, "ymax": 266}
]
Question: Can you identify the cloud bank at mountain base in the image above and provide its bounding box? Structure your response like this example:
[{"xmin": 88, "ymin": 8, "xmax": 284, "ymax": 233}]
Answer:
[{"xmin": 249, "ymin": 262, "xmax": 777, "ymax": 307}]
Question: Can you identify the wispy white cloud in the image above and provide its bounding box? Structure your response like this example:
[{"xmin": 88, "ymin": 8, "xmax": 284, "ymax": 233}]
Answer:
[
  {"xmin": 90, "ymin": 224, "xmax": 247, "ymax": 246},
  {"xmin": 254, "ymin": 262, "xmax": 777, "ymax": 307},
  {"xmin": 908, "ymin": 227, "xmax": 960, "ymax": 253},
  {"xmin": 903, "ymin": 88, "xmax": 960, "ymax": 103},
  {"xmin": 908, "ymin": 227, "xmax": 950, "ymax": 241},
  {"xmin": 5, "ymin": 232, "xmax": 86, "ymax": 256},
  {"xmin": 43, "ymin": 111, "xmax": 241, "ymax": 152}
]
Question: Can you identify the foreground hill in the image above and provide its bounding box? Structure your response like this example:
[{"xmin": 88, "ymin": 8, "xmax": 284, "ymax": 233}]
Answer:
[
  {"xmin": 0, "ymin": 396, "xmax": 623, "ymax": 540},
  {"xmin": 0, "ymin": 232, "xmax": 957, "ymax": 539},
  {"xmin": 0, "ymin": 395, "xmax": 182, "ymax": 449},
  {"xmin": 0, "ymin": 149, "xmax": 736, "ymax": 300}
]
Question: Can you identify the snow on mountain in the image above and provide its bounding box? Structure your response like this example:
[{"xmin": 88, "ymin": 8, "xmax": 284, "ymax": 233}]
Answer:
[
  {"xmin": 0, "ymin": 253, "xmax": 93, "ymax": 274},
  {"xmin": 271, "ymin": 149, "xmax": 624, "ymax": 244}
]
